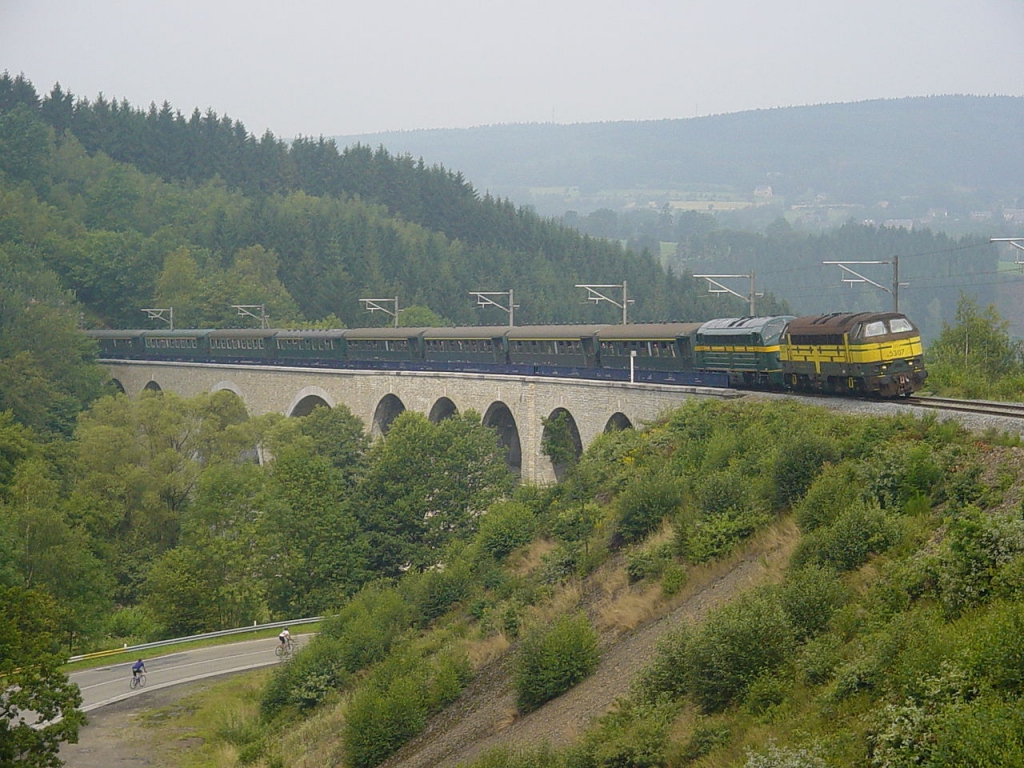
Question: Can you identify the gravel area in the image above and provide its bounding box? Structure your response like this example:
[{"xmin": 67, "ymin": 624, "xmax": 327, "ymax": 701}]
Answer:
[{"xmin": 60, "ymin": 681, "xmax": 208, "ymax": 768}]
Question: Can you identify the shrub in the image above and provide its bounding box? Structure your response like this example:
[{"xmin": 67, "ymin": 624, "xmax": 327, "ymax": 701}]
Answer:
[
  {"xmin": 794, "ymin": 460, "xmax": 862, "ymax": 533},
  {"xmin": 615, "ymin": 471, "xmax": 685, "ymax": 545},
  {"xmin": 797, "ymin": 634, "xmax": 843, "ymax": 686},
  {"xmin": 864, "ymin": 442, "xmax": 942, "ymax": 511},
  {"xmin": 540, "ymin": 544, "xmax": 581, "ymax": 584},
  {"xmin": 827, "ymin": 609, "xmax": 962, "ymax": 707},
  {"xmin": 692, "ymin": 469, "xmax": 754, "ymax": 518},
  {"xmin": 581, "ymin": 699, "xmax": 677, "ymax": 768},
  {"xmin": 633, "ymin": 624, "xmax": 692, "ymax": 703},
  {"xmin": 262, "ymin": 583, "xmax": 420, "ymax": 719},
  {"xmin": 965, "ymin": 600, "xmax": 1024, "ymax": 695},
  {"xmin": 406, "ymin": 559, "xmax": 474, "ymax": 623},
  {"xmin": 932, "ymin": 507, "xmax": 1024, "ymax": 618},
  {"xmin": 625, "ymin": 542, "xmax": 674, "ymax": 584},
  {"xmin": 343, "ymin": 675, "xmax": 426, "ymax": 768},
  {"xmin": 103, "ymin": 605, "xmax": 163, "ymax": 644},
  {"xmin": 992, "ymin": 552, "xmax": 1024, "ymax": 601},
  {"xmin": 779, "ymin": 565, "xmax": 849, "ymax": 640},
  {"xmin": 941, "ymin": 450, "xmax": 985, "ymax": 511},
  {"xmin": 791, "ymin": 502, "xmax": 900, "ymax": 572},
  {"xmin": 678, "ymin": 722, "xmax": 731, "ymax": 762},
  {"xmin": 771, "ymin": 438, "xmax": 837, "ymax": 511},
  {"xmin": 837, "ymin": 414, "xmax": 910, "ymax": 460},
  {"xmin": 341, "ymin": 646, "xmax": 472, "ymax": 768},
  {"xmin": 286, "ymin": 637, "xmax": 353, "ymax": 711},
  {"xmin": 686, "ymin": 590, "xmax": 796, "ymax": 713},
  {"xmin": 431, "ymin": 650, "xmax": 474, "ymax": 708},
  {"xmin": 321, "ymin": 584, "xmax": 417, "ymax": 672},
  {"xmin": 476, "ymin": 501, "xmax": 536, "ymax": 560},
  {"xmin": 680, "ymin": 506, "xmax": 769, "ymax": 564},
  {"xmin": 868, "ymin": 699, "xmax": 938, "ymax": 768},
  {"xmin": 863, "ymin": 555, "xmax": 936, "ymax": 624},
  {"xmin": 931, "ymin": 697, "xmax": 1024, "ymax": 767},
  {"xmin": 625, "ymin": 549, "xmax": 659, "ymax": 583},
  {"xmin": 514, "ymin": 612, "xmax": 600, "ymax": 712},
  {"xmin": 259, "ymin": 635, "xmax": 352, "ymax": 717},
  {"xmin": 744, "ymin": 671, "xmax": 789, "ymax": 715},
  {"xmin": 549, "ymin": 502, "xmax": 601, "ymax": 545},
  {"xmin": 660, "ymin": 563, "xmax": 686, "ymax": 596}
]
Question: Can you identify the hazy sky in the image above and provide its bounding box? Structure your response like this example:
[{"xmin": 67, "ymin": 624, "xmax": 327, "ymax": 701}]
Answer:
[{"xmin": 2, "ymin": 0, "xmax": 1022, "ymax": 139}]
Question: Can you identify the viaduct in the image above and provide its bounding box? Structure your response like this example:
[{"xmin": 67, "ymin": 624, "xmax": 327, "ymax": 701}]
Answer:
[{"xmin": 102, "ymin": 361, "xmax": 739, "ymax": 484}]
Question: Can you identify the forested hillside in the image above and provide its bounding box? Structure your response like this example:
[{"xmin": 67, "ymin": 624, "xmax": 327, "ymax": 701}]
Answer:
[
  {"xmin": 1, "ymin": 72, "xmax": 736, "ymax": 331},
  {"xmin": 4, "ymin": 73, "xmax": 1015, "ymax": 340}
]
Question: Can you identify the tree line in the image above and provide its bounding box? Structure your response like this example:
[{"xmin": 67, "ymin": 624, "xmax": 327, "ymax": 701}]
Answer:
[{"xmin": 0, "ymin": 71, "xmax": 739, "ymax": 330}]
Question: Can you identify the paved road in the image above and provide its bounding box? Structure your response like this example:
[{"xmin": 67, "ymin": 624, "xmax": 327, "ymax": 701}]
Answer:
[{"xmin": 70, "ymin": 634, "xmax": 306, "ymax": 712}]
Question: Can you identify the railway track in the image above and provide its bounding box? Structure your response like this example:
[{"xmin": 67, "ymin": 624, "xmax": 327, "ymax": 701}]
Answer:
[{"xmin": 905, "ymin": 396, "xmax": 1024, "ymax": 420}]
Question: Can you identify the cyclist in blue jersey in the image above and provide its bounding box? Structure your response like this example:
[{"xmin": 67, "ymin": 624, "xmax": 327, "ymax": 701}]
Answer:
[{"xmin": 132, "ymin": 659, "xmax": 146, "ymax": 680}]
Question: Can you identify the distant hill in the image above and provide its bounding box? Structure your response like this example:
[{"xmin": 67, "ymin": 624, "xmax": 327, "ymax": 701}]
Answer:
[{"xmin": 335, "ymin": 96, "xmax": 1024, "ymax": 225}]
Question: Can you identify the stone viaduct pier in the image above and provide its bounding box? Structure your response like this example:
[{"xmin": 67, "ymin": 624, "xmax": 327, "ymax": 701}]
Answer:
[{"xmin": 103, "ymin": 361, "xmax": 738, "ymax": 484}]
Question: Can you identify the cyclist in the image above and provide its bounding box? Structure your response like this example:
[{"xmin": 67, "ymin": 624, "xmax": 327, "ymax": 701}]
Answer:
[
  {"xmin": 278, "ymin": 628, "xmax": 292, "ymax": 651},
  {"xmin": 131, "ymin": 658, "xmax": 146, "ymax": 680}
]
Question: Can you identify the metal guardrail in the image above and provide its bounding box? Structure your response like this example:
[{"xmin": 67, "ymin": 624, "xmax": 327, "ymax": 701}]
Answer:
[{"xmin": 67, "ymin": 616, "xmax": 323, "ymax": 663}]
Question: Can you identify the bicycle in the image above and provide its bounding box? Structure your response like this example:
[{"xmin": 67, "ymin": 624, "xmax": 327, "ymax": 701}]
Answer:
[
  {"xmin": 129, "ymin": 673, "xmax": 147, "ymax": 690},
  {"xmin": 275, "ymin": 639, "xmax": 297, "ymax": 659}
]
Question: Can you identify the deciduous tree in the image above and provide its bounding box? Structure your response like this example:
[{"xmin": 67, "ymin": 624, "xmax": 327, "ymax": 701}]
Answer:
[
  {"xmin": 0, "ymin": 585, "xmax": 85, "ymax": 767},
  {"xmin": 352, "ymin": 411, "xmax": 513, "ymax": 575}
]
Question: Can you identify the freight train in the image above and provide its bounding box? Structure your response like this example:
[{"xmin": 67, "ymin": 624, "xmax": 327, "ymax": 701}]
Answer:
[{"xmin": 86, "ymin": 311, "xmax": 927, "ymax": 398}]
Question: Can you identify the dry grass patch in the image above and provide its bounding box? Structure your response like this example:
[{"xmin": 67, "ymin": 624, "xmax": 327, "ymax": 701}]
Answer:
[
  {"xmin": 492, "ymin": 706, "xmax": 519, "ymax": 733},
  {"xmin": 591, "ymin": 554, "xmax": 631, "ymax": 600},
  {"xmin": 463, "ymin": 632, "xmax": 511, "ymax": 670},
  {"xmin": 279, "ymin": 695, "xmax": 352, "ymax": 768},
  {"xmin": 847, "ymin": 560, "xmax": 882, "ymax": 596},
  {"xmin": 521, "ymin": 581, "xmax": 583, "ymax": 630},
  {"xmin": 507, "ymin": 537, "xmax": 556, "ymax": 577},
  {"xmin": 595, "ymin": 582, "xmax": 664, "ymax": 635}
]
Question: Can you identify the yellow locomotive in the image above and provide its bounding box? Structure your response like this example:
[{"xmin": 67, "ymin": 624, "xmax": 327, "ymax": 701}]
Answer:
[{"xmin": 780, "ymin": 312, "xmax": 926, "ymax": 397}]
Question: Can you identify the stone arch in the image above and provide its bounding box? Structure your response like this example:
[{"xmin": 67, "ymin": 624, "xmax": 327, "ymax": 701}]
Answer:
[
  {"xmin": 212, "ymin": 380, "xmax": 244, "ymax": 398},
  {"xmin": 605, "ymin": 412, "xmax": 634, "ymax": 432},
  {"xmin": 106, "ymin": 378, "xmax": 126, "ymax": 395},
  {"xmin": 291, "ymin": 394, "xmax": 332, "ymax": 418},
  {"xmin": 287, "ymin": 386, "xmax": 335, "ymax": 418},
  {"xmin": 542, "ymin": 407, "xmax": 583, "ymax": 482},
  {"xmin": 372, "ymin": 393, "xmax": 407, "ymax": 437},
  {"xmin": 482, "ymin": 401, "xmax": 522, "ymax": 478},
  {"xmin": 143, "ymin": 380, "xmax": 162, "ymax": 393},
  {"xmin": 428, "ymin": 397, "xmax": 459, "ymax": 423}
]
